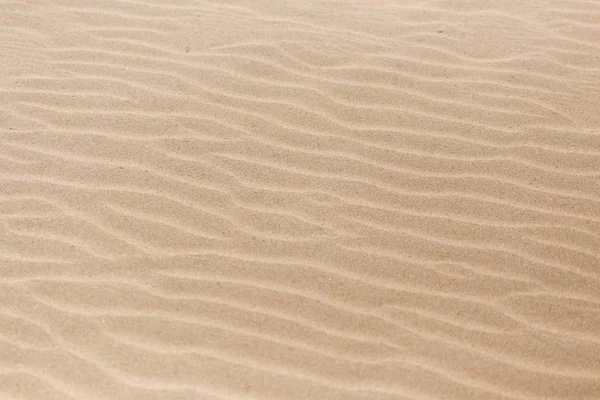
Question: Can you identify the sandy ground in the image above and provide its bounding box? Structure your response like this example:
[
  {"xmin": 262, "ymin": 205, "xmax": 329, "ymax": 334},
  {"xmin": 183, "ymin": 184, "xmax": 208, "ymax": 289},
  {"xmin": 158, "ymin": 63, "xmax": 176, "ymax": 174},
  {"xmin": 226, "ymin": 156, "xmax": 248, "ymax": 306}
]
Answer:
[{"xmin": 2, "ymin": 0, "xmax": 600, "ymax": 399}]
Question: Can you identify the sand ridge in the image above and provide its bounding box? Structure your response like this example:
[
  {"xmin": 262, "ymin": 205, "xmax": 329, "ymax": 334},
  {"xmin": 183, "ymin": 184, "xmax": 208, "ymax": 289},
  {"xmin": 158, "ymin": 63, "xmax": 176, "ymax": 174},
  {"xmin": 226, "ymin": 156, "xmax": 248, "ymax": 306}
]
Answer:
[{"xmin": 1, "ymin": 0, "xmax": 600, "ymax": 399}]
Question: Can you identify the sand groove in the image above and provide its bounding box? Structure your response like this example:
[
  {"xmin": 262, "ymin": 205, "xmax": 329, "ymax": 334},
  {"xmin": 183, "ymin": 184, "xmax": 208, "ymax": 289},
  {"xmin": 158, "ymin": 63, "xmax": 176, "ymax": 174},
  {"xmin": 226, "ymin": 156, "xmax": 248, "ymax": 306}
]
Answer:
[{"xmin": 2, "ymin": 0, "xmax": 600, "ymax": 399}]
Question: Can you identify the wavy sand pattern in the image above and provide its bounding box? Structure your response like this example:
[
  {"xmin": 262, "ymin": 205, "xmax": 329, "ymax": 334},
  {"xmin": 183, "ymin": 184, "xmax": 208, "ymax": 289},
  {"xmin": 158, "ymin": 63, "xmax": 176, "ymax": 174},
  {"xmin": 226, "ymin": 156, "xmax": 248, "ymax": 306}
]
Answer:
[{"xmin": 2, "ymin": 0, "xmax": 600, "ymax": 399}]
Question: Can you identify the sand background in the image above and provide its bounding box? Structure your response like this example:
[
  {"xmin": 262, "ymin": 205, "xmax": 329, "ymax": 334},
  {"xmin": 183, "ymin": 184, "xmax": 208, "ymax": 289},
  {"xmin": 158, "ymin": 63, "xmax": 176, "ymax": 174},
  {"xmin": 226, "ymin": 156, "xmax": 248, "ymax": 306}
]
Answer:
[{"xmin": 2, "ymin": 0, "xmax": 600, "ymax": 399}]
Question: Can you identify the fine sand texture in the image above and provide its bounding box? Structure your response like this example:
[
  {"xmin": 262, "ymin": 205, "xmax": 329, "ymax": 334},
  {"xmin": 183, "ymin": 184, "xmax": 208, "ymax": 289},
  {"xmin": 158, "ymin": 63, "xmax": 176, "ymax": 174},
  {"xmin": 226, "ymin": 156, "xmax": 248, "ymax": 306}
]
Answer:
[{"xmin": 2, "ymin": 0, "xmax": 600, "ymax": 399}]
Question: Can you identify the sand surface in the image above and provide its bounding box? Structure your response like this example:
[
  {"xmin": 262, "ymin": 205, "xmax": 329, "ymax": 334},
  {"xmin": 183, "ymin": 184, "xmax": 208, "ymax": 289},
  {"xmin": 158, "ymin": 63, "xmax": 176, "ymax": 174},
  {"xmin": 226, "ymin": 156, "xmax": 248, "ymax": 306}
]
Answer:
[{"xmin": 2, "ymin": 0, "xmax": 600, "ymax": 399}]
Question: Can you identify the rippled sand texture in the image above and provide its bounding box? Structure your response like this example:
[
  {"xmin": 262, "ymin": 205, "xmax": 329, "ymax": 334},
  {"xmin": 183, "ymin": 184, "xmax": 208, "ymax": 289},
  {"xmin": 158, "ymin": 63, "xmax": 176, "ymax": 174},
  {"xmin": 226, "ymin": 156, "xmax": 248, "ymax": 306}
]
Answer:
[{"xmin": 2, "ymin": 0, "xmax": 600, "ymax": 399}]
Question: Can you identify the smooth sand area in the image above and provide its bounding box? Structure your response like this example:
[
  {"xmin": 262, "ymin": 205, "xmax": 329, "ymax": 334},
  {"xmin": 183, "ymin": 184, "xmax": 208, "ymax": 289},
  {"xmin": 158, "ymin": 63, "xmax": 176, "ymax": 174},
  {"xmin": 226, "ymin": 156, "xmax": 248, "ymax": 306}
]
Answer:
[{"xmin": 2, "ymin": 0, "xmax": 600, "ymax": 399}]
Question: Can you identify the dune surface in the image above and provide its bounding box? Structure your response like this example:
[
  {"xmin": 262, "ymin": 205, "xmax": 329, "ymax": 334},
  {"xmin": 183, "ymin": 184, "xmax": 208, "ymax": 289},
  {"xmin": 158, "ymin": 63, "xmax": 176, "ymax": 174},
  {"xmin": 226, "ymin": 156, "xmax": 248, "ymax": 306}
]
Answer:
[{"xmin": 2, "ymin": 0, "xmax": 600, "ymax": 399}]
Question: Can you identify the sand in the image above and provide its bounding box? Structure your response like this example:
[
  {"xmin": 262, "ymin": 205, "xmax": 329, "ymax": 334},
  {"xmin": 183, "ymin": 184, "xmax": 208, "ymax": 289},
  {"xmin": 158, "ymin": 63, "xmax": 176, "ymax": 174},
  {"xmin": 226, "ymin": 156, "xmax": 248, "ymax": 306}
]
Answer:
[{"xmin": 1, "ymin": 0, "xmax": 600, "ymax": 399}]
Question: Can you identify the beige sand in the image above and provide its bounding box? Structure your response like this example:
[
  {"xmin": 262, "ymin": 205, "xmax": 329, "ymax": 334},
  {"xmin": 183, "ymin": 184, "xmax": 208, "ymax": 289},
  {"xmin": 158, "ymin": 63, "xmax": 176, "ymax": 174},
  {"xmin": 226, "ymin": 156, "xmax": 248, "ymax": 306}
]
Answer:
[{"xmin": 2, "ymin": 0, "xmax": 600, "ymax": 399}]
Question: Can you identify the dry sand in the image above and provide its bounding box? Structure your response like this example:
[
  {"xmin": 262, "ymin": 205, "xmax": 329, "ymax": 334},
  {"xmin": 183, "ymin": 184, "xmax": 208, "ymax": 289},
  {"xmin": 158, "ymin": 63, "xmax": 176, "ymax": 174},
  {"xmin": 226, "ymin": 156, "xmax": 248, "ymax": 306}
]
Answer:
[{"xmin": 2, "ymin": 0, "xmax": 600, "ymax": 399}]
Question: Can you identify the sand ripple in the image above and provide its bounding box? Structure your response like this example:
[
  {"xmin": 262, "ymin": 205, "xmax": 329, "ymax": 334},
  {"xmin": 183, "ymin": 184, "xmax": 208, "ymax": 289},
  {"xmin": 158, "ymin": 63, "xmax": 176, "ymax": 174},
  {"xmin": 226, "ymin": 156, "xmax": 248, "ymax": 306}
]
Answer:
[{"xmin": 2, "ymin": 0, "xmax": 600, "ymax": 399}]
